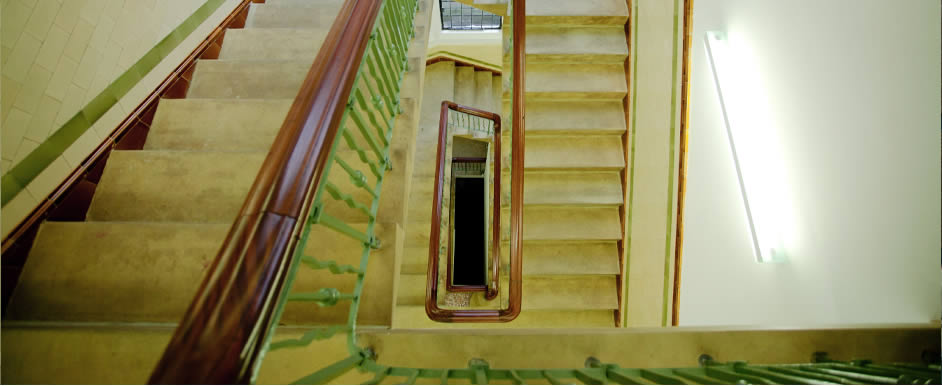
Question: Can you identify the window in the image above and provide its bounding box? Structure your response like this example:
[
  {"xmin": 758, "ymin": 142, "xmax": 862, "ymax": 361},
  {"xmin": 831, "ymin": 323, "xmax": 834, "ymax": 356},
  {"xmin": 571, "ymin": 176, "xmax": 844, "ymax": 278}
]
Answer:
[{"xmin": 439, "ymin": 0, "xmax": 502, "ymax": 31}]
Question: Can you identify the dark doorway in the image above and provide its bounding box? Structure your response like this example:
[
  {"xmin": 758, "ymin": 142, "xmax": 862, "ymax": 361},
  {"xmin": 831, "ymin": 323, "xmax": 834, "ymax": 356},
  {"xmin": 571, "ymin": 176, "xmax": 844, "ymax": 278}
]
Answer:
[{"xmin": 452, "ymin": 177, "xmax": 486, "ymax": 286}]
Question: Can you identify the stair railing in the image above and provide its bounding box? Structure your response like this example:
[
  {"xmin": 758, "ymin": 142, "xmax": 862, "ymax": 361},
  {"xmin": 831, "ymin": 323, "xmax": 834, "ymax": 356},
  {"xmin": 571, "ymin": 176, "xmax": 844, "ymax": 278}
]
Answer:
[
  {"xmin": 424, "ymin": 0, "xmax": 524, "ymax": 323},
  {"xmin": 149, "ymin": 0, "xmax": 417, "ymax": 382},
  {"xmin": 427, "ymin": 101, "xmax": 505, "ymax": 317}
]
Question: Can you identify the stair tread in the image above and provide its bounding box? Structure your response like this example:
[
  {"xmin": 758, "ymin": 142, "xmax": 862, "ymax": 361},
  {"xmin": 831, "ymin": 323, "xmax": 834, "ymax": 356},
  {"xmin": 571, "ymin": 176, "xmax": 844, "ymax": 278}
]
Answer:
[
  {"xmin": 247, "ymin": 1, "xmax": 344, "ymax": 29},
  {"xmin": 188, "ymin": 59, "xmax": 311, "ymax": 99},
  {"xmin": 525, "ymin": 0, "xmax": 628, "ymax": 25},
  {"xmin": 501, "ymin": 171, "xmax": 623, "ymax": 206},
  {"xmin": 501, "ymin": 206, "xmax": 623, "ymax": 241},
  {"xmin": 502, "ymin": 242, "xmax": 620, "ymax": 275},
  {"xmin": 502, "ymin": 135, "xmax": 625, "ymax": 170},
  {"xmin": 502, "ymin": 100, "xmax": 626, "ymax": 134},
  {"xmin": 402, "ymin": 241, "xmax": 620, "ymax": 276},
  {"xmin": 6, "ymin": 221, "xmax": 400, "ymax": 325},
  {"xmin": 145, "ymin": 98, "xmax": 292, "ymax": 151},
  {"xmin": 410, "ymin": 171, "xmax": 621, "ymax": 206},
  {"xmin": 5, "ymin": 221, "xmax": 227, "ymax": 322},
  {"xmin": 393, "ymin": 305, "xmax": 615, "ymax": 328},
  {"xmin": 516, "ymin": 25, "xmax": 628, "ymax": 63},
  {"xmin": 219, "ymin": 28, "xmax": 329, "ymax": 61},
  {"xmin": 397, "ymin": 273, "xmax": 617, "ymax": 310},
  {"xmin": 87, "ymin": 150, "xmax": 265, "ymax": 223},
  {"xmin": 502, "ymin": 63, "xmax": 627, "ymax": 100}
]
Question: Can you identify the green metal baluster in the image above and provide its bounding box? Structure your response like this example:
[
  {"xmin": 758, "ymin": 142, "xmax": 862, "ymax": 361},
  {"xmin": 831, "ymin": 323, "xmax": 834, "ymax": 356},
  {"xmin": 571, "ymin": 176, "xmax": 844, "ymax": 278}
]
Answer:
[
  {"xmin": 365, "ymin": 367, "xmax": 391, "ymax": 385},
  {"xmin": 334, "ymin": 157, "xmax": 379, "ymax": 199},
  {"xmin": 371, "ymin": 36, "xmax": 400, "ymax": 96},
  {"xmin": 770, "ymin": 366, "xmax": 850, "ymax": 384},
  {"xmin": 403, "ymin": 369, "xmax": 421, "ymax": 385},
  {"xmin": 292, "ymin": 354, "xmax": 364, "ymax": 385},
  {"xmin": 600, "ymin": 368, "xmax": 645, "ymax": 385},
  {"xmin": 367, "ymin": 43, "xmax": 399, "ymax": 113},
  {"xmin": 318, "ymin": 212, "xmax": 376, "ymax": 250},
  {"xmin": 340, "ymin": 130, "xmax": 383, "ymax": 178},
  {"xmin": 324, "ymin": 182, "xmax": 374, "ymax": 220},
  {"xmin": 642, "ymin": 369, "xmax": 692, "ymax": 384},
  {"xmin": 378, "ymin": 15, "xmax": 403, "ymax": 77},
  {"xmin": 287, "ymin": 288, "xmax": 356, "ymax": 306},
  {"xmin": 300, "ymin": 255, "xmax": 363, "ymax": 275},
  {"xmin": 268, "ymin": 325, "xmax": 350, "ymax": 351},
  {"xmin": 542, "ymin": 370, "xmax": 566, "ymax": 385},
  {"xmin": 383, "ymin": 0, "xmax": 406, "ymax": 65},
  {"xmin": 739, "ymin": 366, "xmax": 834, "ymax": 385},
  {"xmin": 354, "ymin": 88, "xmax": 392, "ymax": 147},
  {"xmin": 363, "ymin": 53, "xmax": 396, "ymax": 119},
  {"xmin": 574, "ymin": 369, "xmax": 608, "ymax": 385},
  {"xmin": 346, "ymin": 104, "xmax": 385, "ymax": 163},
  {"xmin": 704, "ymin": 366, "xmax": 774, "ymax": 385}
]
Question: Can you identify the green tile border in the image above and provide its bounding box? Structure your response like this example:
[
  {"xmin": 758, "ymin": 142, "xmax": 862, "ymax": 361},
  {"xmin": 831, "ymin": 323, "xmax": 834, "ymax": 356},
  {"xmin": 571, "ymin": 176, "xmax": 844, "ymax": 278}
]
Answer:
[{"xmin": 1, "ymin": 0, "xmax": 228, "ymax": 207}]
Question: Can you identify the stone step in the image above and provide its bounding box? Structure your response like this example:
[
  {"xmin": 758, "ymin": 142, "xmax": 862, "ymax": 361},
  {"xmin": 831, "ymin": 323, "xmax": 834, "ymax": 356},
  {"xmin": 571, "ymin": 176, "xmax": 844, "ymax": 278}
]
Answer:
[
  {"xmin": 501, "ymin": 100, "xmax": 625, "ymax": 135},
  {"xmin": 500, "ymin": 241, "xmax": 620, "ymax": 275},
  {"xmin": 502, "ymin": 63, "xmax": 626, "ymax": 101},
  {"xmin": 4, "ymin": 221, "xmax": 401, "ymax": 326},
  {"xmin": 408, "ymin": 169, "xmax": 621, "ymax": 208},
  {"xmin": 188, "ymin": 59, "xmax": 310, "ymax": 99},
  {"xmin": 219, "ymin": 28, "xmax": 329, "ymax": 61},
  {"xmin": 246, "ymin": 1, "xmax": 344, "ymax": 29},
  {"xmin": 401, "ymin": 240, "xmax": 620, "ymax": 276},
  {"xmin": 501, "ymin": 170, "xmax": 623, "ymax": 206},
  {"xmin": 393, "ymin": 306, "xmax": 615, "ymax": 328},
  {"xmin": 397, "ymin": 273, "xmax": 617, "ymax": 310},
  {"xmin": 0, "ymin": 325, "xmax": 374, "ymax": 384},
  {"xmin": 500, "ymin": 206, "xmax": 622, "ymax": 241},
  {"xmin": 501, "ymin": 135, "xmax": 625, "ymax": 171},
  {"xmin": 521, "ymin": 25, "xmax": 628, "ymax": 64},
  {"xmin": 144, "ymin": 98, "xmax": 292, "ymax": 152},
  {"xmin": 87, "ymin": 150, "xmax": 265, "ymax": 223},
  {"xmin": 525, "ymin": 0, "xmax": 629, "ymax": 25}
]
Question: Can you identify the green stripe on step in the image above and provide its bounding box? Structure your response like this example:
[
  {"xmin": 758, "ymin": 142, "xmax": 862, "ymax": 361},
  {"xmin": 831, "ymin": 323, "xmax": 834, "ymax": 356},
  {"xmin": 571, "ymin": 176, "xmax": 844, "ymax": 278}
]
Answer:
[
  {"xmin": 661, "ymin": 0, "xmax": 682, "ymax": 327},
  {"xmin": 623, "ymin": 0, "xmax": 641, "ymax": 328},
  {"xmin": 0, "ymin": 0, "xmax": 228, "ymax": 207}
]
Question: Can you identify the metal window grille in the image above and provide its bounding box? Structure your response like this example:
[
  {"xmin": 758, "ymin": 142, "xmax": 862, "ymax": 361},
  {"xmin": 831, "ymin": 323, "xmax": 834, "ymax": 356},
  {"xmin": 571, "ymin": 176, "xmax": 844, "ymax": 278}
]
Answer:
[{"xmin": 440, "ymin": 0, "xmax": 502, "ymax": 30}]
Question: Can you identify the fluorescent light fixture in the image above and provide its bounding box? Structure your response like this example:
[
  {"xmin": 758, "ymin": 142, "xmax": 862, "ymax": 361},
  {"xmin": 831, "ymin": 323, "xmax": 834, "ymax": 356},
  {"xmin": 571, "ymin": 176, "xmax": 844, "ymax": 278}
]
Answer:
[{"xmin": 704, "ymin": 31, "xmax": 787, "ymax": 263}]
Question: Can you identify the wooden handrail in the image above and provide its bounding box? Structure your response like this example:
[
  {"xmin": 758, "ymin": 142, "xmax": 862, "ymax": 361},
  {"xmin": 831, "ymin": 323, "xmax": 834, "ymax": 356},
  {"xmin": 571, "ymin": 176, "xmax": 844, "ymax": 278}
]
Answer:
[
  {"xmin": 432, "ymin": 102, "xmax": 502, "ymax": 303},
  {"xmin": 149, "ymin": 0, "xmax": 383, "ymax": 383},
  {"xmin": 425, "ymin": 0, "xmax": 524, "ymax": 323}
]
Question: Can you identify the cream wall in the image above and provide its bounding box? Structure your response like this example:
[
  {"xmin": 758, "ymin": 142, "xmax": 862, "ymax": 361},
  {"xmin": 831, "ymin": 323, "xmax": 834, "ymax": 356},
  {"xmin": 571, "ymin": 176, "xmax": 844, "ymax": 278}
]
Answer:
[
  {"xmin": 680, "ymin": 0, "xmax": 941, "ymax": 326},
  {"xmin": 0, "ymin": 0, "xmax": 241, "ymax": 237},
  {"xmin": 1, "ymin": 0, "xmax": 209, "ymax": 175},
  {"xmin": 427, "ymin": 0, "xmax": 501, "ymax": 66}
]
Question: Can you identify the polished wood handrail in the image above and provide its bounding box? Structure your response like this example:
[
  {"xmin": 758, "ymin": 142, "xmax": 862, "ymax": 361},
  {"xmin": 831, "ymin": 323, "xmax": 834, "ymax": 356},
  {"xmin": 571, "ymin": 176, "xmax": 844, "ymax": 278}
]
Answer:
[
  {"xmin": 149, "ymin": 0, "xmax": 383, "ymax": 383},
  {"xmin": 425, "ymin": 0, "xmax": 523, "ymax": 323},
  {"xmin": 434, "ymin": 102, "xmax": 501, "ymax": 302}
]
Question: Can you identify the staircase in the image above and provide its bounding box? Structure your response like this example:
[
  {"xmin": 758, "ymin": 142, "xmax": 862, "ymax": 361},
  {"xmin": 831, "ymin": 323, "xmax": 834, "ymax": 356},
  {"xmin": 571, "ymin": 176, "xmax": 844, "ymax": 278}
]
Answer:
[
  {"xmin": 499, "ymin": 0, "xmax": 629, "ymax": 327},
  {"xmin": 394, "ymin": 0, "xmax": 628, "ymax": 329},
  {"xmin": 2, "ymin": 1, "xmax": 410, "ymax": 382}
]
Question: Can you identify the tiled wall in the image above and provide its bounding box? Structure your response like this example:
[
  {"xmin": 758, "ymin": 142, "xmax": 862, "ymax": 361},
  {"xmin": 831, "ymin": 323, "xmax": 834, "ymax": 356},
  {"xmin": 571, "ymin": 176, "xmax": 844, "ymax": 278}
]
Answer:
[
  {"xmin": 1, "ymin": 0, "xmax": 206, "ymax": 176},
  {"xmin": 0, "ymin": 0, "xmax": 241, "ymax": 237}
]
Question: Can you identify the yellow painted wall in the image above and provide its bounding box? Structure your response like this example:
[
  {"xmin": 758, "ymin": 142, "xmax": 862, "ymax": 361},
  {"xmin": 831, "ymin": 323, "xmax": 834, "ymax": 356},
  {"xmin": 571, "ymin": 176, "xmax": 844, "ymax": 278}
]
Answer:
[{"xmin": 427, "ymin": 0, "xmax": 502, "ymax": 67}]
